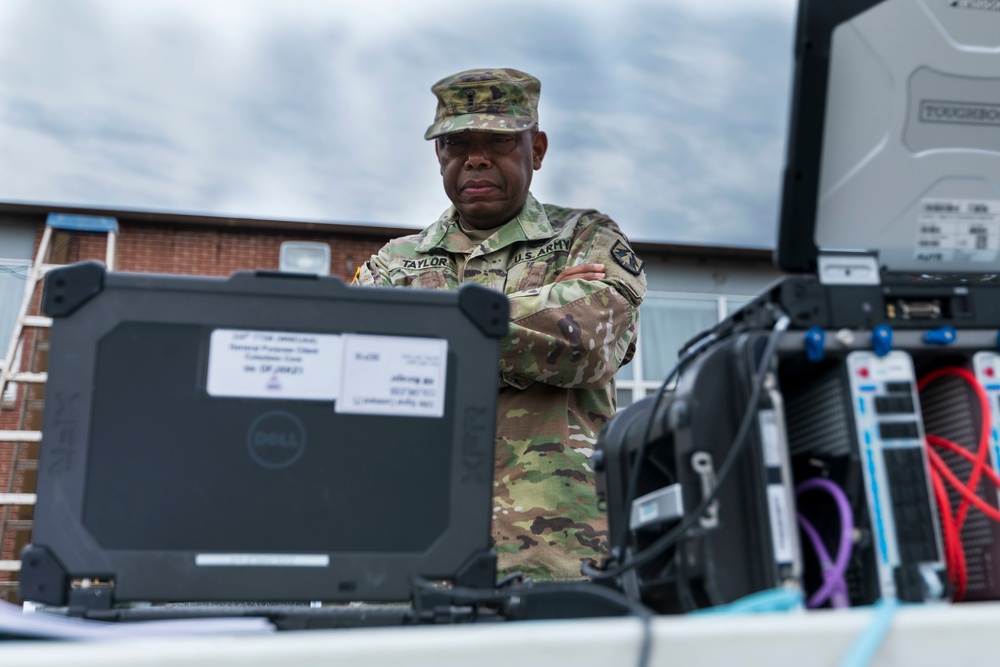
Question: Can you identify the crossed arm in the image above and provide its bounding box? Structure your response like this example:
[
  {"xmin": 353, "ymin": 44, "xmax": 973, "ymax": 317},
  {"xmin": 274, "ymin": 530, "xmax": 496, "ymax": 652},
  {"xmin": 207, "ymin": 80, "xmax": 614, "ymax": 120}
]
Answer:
[
  {"xmin": 555, "ymin": 263, "xmax": 606, "ymax": 283},
  {"xmin": 500, "ymin": 262, "xmax": 643, "ymax": 391},
  {"xmin": 357, "ymin": 244, "xmax": 644, "ymax": 393}
]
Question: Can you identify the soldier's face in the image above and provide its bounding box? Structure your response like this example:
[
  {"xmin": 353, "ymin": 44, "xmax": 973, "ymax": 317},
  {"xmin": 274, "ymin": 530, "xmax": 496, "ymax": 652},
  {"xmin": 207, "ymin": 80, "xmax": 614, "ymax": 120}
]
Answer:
[{"xmin": 436, "ymin": 129, "xmax": 547, "ymax": 230}]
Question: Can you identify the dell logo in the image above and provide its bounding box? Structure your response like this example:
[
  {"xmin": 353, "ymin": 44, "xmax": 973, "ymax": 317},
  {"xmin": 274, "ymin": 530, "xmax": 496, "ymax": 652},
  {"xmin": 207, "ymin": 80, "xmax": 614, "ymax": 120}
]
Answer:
[
  {"xmin": 253, "ymin": 432, "xmax": 300, "ymax": 448},
  {"xmin": 247, "ymin": 411, "xmax": 307, "ymax": 469}
]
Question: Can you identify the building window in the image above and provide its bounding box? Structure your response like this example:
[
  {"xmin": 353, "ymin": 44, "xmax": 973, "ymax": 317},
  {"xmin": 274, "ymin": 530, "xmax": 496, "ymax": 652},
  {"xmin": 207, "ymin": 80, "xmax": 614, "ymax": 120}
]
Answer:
[
  {"xmin": 617, "ymin": 292, "xmax": 750, "ymax": 408},
  {"xmin": 1, "ymin": 259, "xmax": 31, "ymax": 404},
  {"xmin": 0, "ymin": 259, "xmax": 31, "ymax": 360}
]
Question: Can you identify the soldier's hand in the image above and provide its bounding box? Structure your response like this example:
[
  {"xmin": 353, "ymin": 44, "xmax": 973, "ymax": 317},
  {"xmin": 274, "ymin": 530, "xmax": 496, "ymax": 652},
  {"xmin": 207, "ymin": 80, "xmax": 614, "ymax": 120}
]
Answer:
[{"xmin": 555, "ymin": 263, "xmax": 606, "ymax": 283}]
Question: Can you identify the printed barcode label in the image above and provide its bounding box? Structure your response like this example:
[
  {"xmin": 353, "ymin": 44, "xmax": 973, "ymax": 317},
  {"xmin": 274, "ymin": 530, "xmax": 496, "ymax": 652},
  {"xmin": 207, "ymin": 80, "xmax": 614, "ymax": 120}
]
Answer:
[{"xmin": 915, "ymin": 198, "xmax": 1000, "ymax": 263}]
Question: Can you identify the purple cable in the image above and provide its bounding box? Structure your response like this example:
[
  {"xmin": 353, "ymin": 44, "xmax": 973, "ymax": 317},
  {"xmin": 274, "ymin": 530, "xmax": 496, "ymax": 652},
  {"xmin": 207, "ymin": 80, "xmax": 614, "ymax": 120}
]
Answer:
[
  {"xmin": 796, "ymin": 477, "xmax": 855, "ymax": 609},
  {"xmin": 798, "ymin": 514, "xmax": 849, "ymax": 608}
]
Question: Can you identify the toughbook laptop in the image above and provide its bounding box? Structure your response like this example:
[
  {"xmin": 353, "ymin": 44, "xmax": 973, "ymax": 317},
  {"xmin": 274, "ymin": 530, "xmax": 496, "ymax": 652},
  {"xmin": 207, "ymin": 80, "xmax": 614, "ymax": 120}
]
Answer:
[
  {"xmin": 19, "ymin": 261, "xmax": 508, "ymax": 623},
  {"xmin": 777, "ymin": 0, "xmax": 1000, "ymax": 292}
]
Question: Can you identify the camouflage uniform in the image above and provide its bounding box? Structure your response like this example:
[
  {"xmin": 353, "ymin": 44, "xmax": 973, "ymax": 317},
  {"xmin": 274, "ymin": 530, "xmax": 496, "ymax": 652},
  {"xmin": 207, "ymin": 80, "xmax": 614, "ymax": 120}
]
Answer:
[{"xmin": 357, "ymin": 194, "xmax": 646, "ymax": 580}]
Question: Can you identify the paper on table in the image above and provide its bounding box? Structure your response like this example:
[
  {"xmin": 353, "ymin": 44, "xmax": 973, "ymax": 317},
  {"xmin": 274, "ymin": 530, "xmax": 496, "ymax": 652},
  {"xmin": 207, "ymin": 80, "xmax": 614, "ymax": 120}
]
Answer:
[{"xmin": 0, "ymin": 600, "xmax": 275, "ymax": 639}]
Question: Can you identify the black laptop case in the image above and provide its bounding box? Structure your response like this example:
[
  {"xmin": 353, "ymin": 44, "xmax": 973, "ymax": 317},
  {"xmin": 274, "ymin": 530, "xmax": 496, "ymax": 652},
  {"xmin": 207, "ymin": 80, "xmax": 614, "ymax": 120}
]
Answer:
[{"xmin": 20, "ymin": 262, "xmax": 507, "ymax": 608}]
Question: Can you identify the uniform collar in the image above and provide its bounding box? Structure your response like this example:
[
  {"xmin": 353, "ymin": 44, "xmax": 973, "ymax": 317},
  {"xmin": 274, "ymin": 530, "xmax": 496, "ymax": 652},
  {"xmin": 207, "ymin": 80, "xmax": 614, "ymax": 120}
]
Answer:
[{"xmin": 416, "ymin": 193, "xmax": 556, "ymax": 254}]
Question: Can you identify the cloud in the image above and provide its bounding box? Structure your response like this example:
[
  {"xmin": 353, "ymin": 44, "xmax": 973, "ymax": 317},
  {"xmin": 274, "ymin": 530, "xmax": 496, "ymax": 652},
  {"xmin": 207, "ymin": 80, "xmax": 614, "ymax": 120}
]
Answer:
[
  {"xmin": 0, "ymin": 0, "xmax": 795, "ymax": 246},
  {"xmin": 533, "ymin": 3, "xmax": 794, "ymax": 246}
]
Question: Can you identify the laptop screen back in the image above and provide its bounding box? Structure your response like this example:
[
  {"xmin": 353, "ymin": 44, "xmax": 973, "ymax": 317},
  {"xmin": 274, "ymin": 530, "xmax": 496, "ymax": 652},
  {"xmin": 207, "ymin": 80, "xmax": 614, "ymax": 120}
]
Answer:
[
  {"xmin": 777, "ymin": 0, "xmax": 1000, "ymax": 274},
  {"xmin": 23, "ymin": 262, "xmax": 506, "ymax": 604}
]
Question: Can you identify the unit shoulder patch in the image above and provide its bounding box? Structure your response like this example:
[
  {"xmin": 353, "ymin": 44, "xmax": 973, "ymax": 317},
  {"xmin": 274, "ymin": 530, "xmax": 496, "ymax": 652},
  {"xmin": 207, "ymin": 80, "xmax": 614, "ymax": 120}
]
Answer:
[{"xmin": 611, "ymin": 240, "xmax": 645, "ymax": 275}]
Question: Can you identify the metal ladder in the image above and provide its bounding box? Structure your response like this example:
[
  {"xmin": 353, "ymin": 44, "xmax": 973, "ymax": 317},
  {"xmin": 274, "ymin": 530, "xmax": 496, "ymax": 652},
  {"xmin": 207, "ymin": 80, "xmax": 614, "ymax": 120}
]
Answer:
[{"xmin": 0, "ymin": 213, "xmax": 118, "ymax": 599}]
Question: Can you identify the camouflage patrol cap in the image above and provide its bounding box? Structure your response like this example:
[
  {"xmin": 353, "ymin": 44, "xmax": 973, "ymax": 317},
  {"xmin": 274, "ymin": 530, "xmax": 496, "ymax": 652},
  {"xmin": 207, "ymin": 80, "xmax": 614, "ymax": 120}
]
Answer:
[{"xmin": 424, "ymin": 68, "xmax": 540, "ymax": 140}]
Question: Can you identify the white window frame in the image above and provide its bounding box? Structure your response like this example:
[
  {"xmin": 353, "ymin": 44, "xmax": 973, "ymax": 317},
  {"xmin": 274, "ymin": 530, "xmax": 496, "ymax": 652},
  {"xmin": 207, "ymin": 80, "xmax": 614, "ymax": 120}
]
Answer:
[
  {"xmin": 0, "ymin": 258, "xmax": 32, "ymax": 405},
  {"xmin": 617, "ymin": 291, "xmax": 751, "ymax": 405}
]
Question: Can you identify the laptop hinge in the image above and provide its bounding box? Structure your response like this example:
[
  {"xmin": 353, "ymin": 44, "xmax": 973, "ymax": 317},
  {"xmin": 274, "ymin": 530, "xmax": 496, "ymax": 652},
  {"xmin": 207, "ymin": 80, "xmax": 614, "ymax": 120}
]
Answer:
[
  {"xmin": 67, "ymin": 580, "xmax": 116, "ymax": 615},
  {"xmin": 817, "ymin": 252, "xmax": 881, "ymax": 286}
]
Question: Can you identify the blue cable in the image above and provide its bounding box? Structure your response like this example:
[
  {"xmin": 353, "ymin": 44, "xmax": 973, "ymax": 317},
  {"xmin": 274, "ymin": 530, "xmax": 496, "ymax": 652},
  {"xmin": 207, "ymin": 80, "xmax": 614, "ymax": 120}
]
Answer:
[
  {"xmin": 688, "ymin": 590, "xmax": 898, "ymax": 667},
  {"xmin": 838, "ymin": 598, "xmax": 899, "ymax": 667},
  {"xmin": 689, "ymin": 587, "xmax": 804, "ymax": 615}
]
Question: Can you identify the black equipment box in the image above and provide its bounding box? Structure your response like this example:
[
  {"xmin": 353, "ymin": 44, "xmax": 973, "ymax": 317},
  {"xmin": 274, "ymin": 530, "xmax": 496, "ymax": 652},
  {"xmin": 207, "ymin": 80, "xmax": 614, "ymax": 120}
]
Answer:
[
  {"xmin": 597, "ymin": 332, "xmax": 800, "ymax": 613},
  {"xmin": 20, "ymin": 261, "xmax": 508, "ymax": 608}
]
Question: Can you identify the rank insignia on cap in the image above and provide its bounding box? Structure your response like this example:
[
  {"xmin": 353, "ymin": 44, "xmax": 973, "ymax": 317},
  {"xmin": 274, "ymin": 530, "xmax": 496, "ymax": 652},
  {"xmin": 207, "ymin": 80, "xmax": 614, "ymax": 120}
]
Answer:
[{"xmin": 611, "ymin": 240, "xmax": 644, "ymax": 275}]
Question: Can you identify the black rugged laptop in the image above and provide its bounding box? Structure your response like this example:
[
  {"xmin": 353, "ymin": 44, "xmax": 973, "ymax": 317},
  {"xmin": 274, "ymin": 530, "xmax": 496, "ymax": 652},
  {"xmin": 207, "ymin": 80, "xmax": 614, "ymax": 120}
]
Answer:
[{"xmin": 19, "ymin": 261, "xmax": 507, "ymax": 619}]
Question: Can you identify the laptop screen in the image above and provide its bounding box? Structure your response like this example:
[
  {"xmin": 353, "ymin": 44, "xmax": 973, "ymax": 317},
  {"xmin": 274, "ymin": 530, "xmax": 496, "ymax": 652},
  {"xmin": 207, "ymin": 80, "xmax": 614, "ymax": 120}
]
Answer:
[
  {"xmin": 22, "ymin": 261, "xmax": 506, "ymax": 605},
  {"xmin": 777, "ymin": 0, "xmax": 1000, "ymax": 275}
]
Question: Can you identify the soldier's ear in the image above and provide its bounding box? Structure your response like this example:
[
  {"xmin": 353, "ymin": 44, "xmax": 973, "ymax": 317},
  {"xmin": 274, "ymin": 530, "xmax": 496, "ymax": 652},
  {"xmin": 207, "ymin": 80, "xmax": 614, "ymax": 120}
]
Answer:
[
  {"xmin": 531, "ymin": 131, "xmax": 548, "ymax": 171},
  {"xmin": 435, "ymin": 140, "xmax": 446, "ymax": 174}
]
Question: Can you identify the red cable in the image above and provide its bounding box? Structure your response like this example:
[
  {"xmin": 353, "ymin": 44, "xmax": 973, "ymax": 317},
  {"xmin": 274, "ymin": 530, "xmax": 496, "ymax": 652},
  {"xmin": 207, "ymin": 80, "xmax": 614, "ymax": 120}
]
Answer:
[
  {"xmin": 927, "ymin": 446, "xmax": 1000, "ymax": 523},
  {"xmin": 929, "ymin": 463, "xmax": 966, "ymax": 598},
  {"xmin": 928, "ymin": 436, "xmax": 1000, "ymax": 491},
  {"xmin": 919, "ymin": 367, "xmax": 992, "ymax": 528},
  {"xmin": 919, "ymin": 366, "xmax": 994, "ymax": 602}
]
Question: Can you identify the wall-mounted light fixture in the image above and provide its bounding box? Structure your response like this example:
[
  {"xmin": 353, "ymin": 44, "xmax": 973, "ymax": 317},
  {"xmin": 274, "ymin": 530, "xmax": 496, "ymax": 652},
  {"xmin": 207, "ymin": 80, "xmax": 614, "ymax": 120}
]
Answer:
[{"xmin": 279, "ymin": 241, "xmax": 330, "ymax": 275}]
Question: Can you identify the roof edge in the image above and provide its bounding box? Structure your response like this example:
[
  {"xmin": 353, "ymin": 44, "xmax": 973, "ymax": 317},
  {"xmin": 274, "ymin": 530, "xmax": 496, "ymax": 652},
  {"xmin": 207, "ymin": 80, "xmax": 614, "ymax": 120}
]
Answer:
[
  {"xmin": 0, "ymin": 200, "xmax": 777, "ymax": 260},
  {"xmin": 0, "ymin": 200, "xmax": 422, "ymax": 239}
]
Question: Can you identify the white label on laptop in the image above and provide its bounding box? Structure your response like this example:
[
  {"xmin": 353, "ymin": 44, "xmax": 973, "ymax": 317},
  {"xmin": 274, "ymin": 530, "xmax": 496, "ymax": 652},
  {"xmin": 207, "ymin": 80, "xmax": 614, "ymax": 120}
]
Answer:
[
  {"xmin": 207, "ymin": 329, "xmax": 342, "ymax": 401},
  {"xmin": 915, "ymin": 199, "xmax": 1000, "ymax": 263},
  {"xmin": 767, "ymin": 485, "xmax": 795, "ymax": 565},
  {"xmin": 196, "ymin": 553, "xmax": 329, "ymax": 567},
  {"xmin": 758, "ymin": 409, "xmax": 783, "ymax": 468},
  {"xmin": 337, "ymin": 334, "xmax": 448, "ymax": 418}
]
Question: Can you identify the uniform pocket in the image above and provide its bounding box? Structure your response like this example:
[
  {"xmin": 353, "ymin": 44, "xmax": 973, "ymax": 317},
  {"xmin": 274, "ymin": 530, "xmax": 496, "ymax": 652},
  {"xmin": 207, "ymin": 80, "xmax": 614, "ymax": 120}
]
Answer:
[
  {"xmin": 411, "ymin": 271, "xmax": 453, "ymax": 289},
  {"xmin": 513, "ymin": 261, "xmax": 549, "ymax": 292},
  {"xmin": 388, "ymin": 267, "xmax": 458, "ymax": 289}
]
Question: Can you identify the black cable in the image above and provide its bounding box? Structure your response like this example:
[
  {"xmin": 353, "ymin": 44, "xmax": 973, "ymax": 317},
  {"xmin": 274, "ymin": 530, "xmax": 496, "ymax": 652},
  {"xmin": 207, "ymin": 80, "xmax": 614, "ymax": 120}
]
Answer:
[
  {"xmin": 583, "ymin": 335, "xmax": 720, "ymax": 582},
  {"xmin": 613, "ymin": 329, "xmax": 727, "ymax": 566},
  {"xmin": 674, "ymin": 535, "xmax": 697, "ymax": 612},
  {"xmin": 495, "ymin": 572, "xmax": 526, "ymax": 588},
  {"xmin": 590, "ymin": 313, "xmax": 791, "ymax": 582},
  {"xmin": 700, "ymin": 538, "xmax": 724, "ymax": 608},
  {"xmin": 409, "ymin": 575, "xmax": 655, "ymax": 667}
]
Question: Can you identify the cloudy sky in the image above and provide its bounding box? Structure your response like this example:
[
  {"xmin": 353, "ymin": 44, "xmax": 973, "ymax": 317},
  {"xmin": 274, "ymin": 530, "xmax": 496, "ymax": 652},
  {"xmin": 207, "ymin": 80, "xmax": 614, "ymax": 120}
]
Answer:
[{"xmin": 0, "ymin": 0, "xmax": 797, "ymax": 246}]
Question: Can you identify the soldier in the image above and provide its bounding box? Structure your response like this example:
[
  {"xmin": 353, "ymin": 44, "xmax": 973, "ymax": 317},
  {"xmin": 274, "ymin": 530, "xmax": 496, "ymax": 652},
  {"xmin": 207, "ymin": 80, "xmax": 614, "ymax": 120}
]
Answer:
[{"xmin": 356, "ymin": 67, "xmax": 646, "ymax": 581}]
